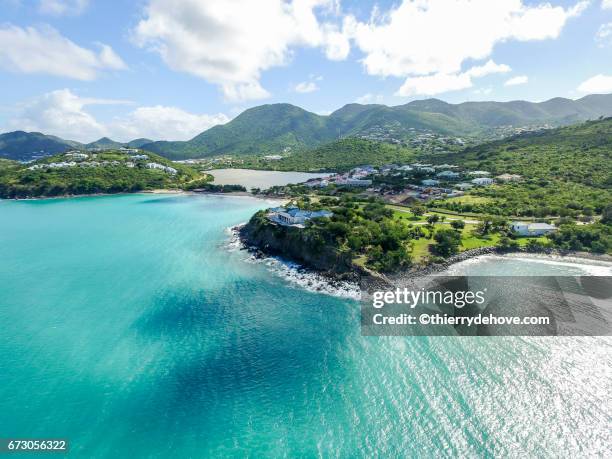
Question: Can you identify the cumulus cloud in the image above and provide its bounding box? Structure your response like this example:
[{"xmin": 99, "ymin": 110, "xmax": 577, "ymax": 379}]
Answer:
[
  {"xmin": 0, "ymin": 24, "xmax": 126, "ymax": 80},
  {"xmin": 355, "ymin": 93, "xmax": 384, "ymax": 104},
  {"xmin": 294, "ymin": 81, "xmax": 319, "ymax": 93},
  {"xmin": 398, "ymin": 73, "xmax": 472, "ymax": 96},
  {"xmin": 505, "ymin": 75, "xmax": 529, "ymax": 86},
  {"xmin": 111, "ymin": 106, "xmax": 229, "ymax": 141},
  {"xmin": 5, "ymin": 89, "xmax": 229, "ymax": 142},
  {"xmin": 344, "ymin": 0, "xmax": 586, "ymax": 95},
  {"xmin": 133, "ymin": 0, "xmax": 348, "ymax": 102},
  {"xmin": 603, "ymin": 0, "xmax": 612, "ymax": 9},
  {"xmin": 38, "ymin": 0, "xmax": 89, "ymax": 16},
  {"xmin": 577, "ymin": 74, "xmax": 612, "ymax": 93},
  {"xmin": 6, "ymin": 89, "xmax": 110, "ymax": 141},
  {"xmin": 397, "ymin": 59, "xmax": 510, "ymax": 96},
  {"xmin": 596, "ymin": 22, "xmax": 612, "ymax": 47}
]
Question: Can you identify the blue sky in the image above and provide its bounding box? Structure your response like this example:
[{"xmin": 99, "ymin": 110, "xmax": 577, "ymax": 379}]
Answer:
[{"xmin": 0, "ymin": 0, "xmax": 611, "ymax": 142}]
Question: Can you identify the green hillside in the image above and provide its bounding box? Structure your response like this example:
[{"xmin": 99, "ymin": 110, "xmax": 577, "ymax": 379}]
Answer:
[
  {"xmin": 0, "ymin": 150, "xmax": 207, "ymax": 199},
  {"xmin": 246, "ymin": 138, "xmax": 416, "ymax": 172},
  {"xmin": 0, "ymin": 131, "xmax": 82, "ymax": 161},
  {"xmin": 429, "ymin": 118, "xmax": 612, "ymax": 217},
  {"xmin": 141, "ymin": 94, "xmax": 612, "ymax": 159},
  {"xmin": 85, "ymin": 137, "xmax": 125, "ymax": 150},
  {"xmin": 143, "ymin": 104, "xmax": 336, "ymax": 159}
]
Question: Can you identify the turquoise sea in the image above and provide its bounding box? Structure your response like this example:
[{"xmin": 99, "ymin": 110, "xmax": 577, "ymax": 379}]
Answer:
[{"xmin": 0, "ymin": 194, "xmax": 610, "ymax": 457}]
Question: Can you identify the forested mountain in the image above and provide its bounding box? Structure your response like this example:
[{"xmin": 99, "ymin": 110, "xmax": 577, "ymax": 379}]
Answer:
[
  {"xmin": 3, "ymin": 94, "xmax": 612, "ymax": 161},
  {"xmin": 0, "ymin": 131, "xmax": 82, "ymax": 161},
  {"xmin": 141, "ymin": 94, "xmax": 612, "ymax": 159}
]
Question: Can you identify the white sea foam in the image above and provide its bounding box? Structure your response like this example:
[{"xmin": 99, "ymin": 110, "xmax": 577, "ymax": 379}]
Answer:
[
  {"xmin": 446, "ymin": 253, "xmax": 612, "ymax": 276},
  {"xmin": 225, "ymin": 225, "xmax": 361, "ymax": 300}
]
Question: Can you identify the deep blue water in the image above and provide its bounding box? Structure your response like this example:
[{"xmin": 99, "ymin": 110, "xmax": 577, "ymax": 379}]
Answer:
[{"xmin": 0, "ymin": 194, "xmax": 610, "ymax": 457}]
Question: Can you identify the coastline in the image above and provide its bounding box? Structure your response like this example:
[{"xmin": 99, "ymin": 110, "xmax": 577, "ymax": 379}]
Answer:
[
  {"xmin": 1, "ymin": 188, "xmax": 284, "ymax": 202},
  {"xmin": 235, "ymin": 223, "xmax": 612, "ymax": 292}
]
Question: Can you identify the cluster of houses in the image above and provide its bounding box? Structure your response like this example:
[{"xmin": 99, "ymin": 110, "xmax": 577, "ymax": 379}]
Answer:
[
  {"xmin": 145, "ymin": 162, "xmax": 177, "ymax": 174},
  {"xmin": 267, "ymin": 206, "xmax": 333, "ymax": 227},
  {"xmin": 301, "ymin": 162, "xmax": 522, "ymax": 203},
  {"xmin": 25, "ymin": 150, "xmax": 177, "ymax": 175}
]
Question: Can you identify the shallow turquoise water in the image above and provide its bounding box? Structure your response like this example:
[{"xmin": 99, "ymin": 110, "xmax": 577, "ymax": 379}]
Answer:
[{"xmin": 0, "ymin": 194, "xmax": 610, "ymax": 457}]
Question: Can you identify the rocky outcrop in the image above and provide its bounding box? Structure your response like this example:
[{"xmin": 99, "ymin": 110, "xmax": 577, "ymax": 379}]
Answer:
[{"xmin": 239, "ymin": 215, "xmax": 359, "ymax": 281}]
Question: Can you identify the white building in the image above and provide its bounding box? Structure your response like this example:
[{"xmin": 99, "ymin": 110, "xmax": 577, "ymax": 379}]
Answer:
[
  {"xmin": 146, "ymin": 162, "xmax": 177, "ymax": 174},
  {"xmin": 268, "ymin": 207, "xmax": 333, "ymax": 227},
  {"xmin": 422, "ymin": 179, "xmax": 440, "ymax": 186},
  {"xmin": 456, "ymin": 182, "xmax": 473, "ymax": 190},
  {"xmin": 436, "ymin": 171, "xmax": 460, "ymax": 179},
  {"xmin": 469, "ymin": 170, "xmax": 490, "ymax": 176},
  {"xmin": 335, "ymin": 178, "xmax": 372, "ymax": 187},
  {"xmin": 471, "ymin": 177, "xmax": 494, "ymax": 186},
  {"xmin": 496, "ymin": 173, "xmax": 522, "ymax": 182},
  {"xmin": 511, "ymin": 222, "xmax": 556, "ymax": 236}
]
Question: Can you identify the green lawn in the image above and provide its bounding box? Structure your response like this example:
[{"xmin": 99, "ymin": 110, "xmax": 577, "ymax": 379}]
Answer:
[
  {"xmin": 459, "ymin": 224, "xmax": 500, "ymax": 250},
  {"xmin": 444, "ymin": 195, "xmax": 494, "ymax": 205}
]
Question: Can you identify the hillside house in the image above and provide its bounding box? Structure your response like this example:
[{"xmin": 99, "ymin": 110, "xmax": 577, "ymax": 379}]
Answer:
[
  {"xmin": 268, "ymin": 207, "xmax": 333, "ymax": 227},
  {"xmin": 471, "ymin": 177, "xmax": 494, "ymax": 186},
  {"xmin": 436, "ymin": 171, "xmax": 460, "ymax": 179},
  {"xmin": 496, "ymin": 173, "xmax": 522, "ymax": 182},
  {"xmin": 422, "ymin": 179, "xmax": 440, "ymax": 186},
  {"xmin": 511, "ymin": 222, "xmax": 556, "ymax": 236}
]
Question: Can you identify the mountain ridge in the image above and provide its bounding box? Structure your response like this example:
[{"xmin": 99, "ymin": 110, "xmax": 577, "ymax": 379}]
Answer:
[
  {"xmin": 141, "ymin": 93, "xmax": 612, "ymax": 159},
  {"xmin": 2, "ymin": 94, "xmax": 612, "ymax": 161}
]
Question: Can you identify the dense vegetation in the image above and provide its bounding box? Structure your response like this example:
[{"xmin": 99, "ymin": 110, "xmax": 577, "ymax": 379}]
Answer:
[
  {"xmin": 0, "ymin": 151, "xmax": 208, "ymax": 198},
  {"xmin": 0, "ymin": 131, "xmax": 80, "ymax": 161},
  {"xmin": 245, "ymin": 197, "xmax": 420, "ymax": 272},
  {"xmin": 430, "ymin": 118, "xmax": 612, "ymax": 217},
  {"xmin": 141, "ymin": 94, "xmax": 612, "ymax": 159},
  {"xmin": 233, "ymin": 138, "xmax": 416, "ymax": 172}
]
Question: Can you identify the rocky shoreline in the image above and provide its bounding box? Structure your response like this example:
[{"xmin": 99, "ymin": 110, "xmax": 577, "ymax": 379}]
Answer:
[{"xmin": 235, "ymin": 222, "xmax": 611, "ymax": 293}]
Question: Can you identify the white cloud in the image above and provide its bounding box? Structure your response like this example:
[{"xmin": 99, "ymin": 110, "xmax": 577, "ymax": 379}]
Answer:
[
  {"xmin": 397, "ymin": 59, "xmax": 510, "ymax": 96},
  {"xmin": 465, "ymin": 60, "xmax": 511, "ymax": 78},
  {"xmin": 111, "ymin": 106, "xmax": 229, "ymax": 141},
  {"xmin": 577, "ymin": 74, "xmax": 612, "ymax": 93},
  {"xmin": 596, "ymin": 22, "xmax": 612, "ymax": 47},
  {"xmin": 344, "ymin": 0, "xmax": 586, "ymax": 94},
  {"xmin": 294, "ymin": 81, "xmax": 319, "ymax": 93},
  {"xmin": 38, "ymin": 0, "xmax": 89, "ymax": 16},
  {"xmin": 603, "ymin": 0, "xmax": 612, "ymax": 10},
  {"xmin": 505, "ymin": 75, "xmax": 529, "ymax": 86},
  {"xmin": 133, "ymin": 0, "xmax": 348, "ymax": 102},
  {"xmin": 356, "ymin": 93, "xmax": 384, "ymax": 104},
  {"xmin": 397, "ymin": 72, "xmax": 472, "ymax": 96},
  {"xmin": 6, "ymin": 89, "xmax": 110, "ymax": 141},
  {"xmin": 473, "ymin": 87, "xmax": 493, "ymax": 96},
  {"xmin": 0, "ymin": 24, "xmax": 126, "ymax": 80},
  {"xmin": 5, "ymin": 89, "xmax": 229, "ymax": 142}
]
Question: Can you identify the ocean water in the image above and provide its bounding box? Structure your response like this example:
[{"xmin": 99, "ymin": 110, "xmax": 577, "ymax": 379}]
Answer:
[
  {"xmin": 0, "ymin": 194, "xmax": 610, "ymax": 458},
  {"xmin": 205, "ymin": 168, "xmax": 331, "ymax": 190}
]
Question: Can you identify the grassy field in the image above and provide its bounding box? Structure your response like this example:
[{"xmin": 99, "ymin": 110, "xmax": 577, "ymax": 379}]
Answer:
[{"xmin": 407, "ymin": 222, "xmax": 550, "ymax": 262}]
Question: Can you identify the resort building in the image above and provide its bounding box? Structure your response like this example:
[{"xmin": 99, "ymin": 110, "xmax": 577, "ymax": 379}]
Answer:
[
  {"xmin": 146, "ymin": 162, "xmax": 178, "ymax": 174},
  {"xmin": 511, "ymin": 222, "xmax": 556, "ymax": 236},
  {"xmin": 436, "ymin": 171, "xmax": 460, "ymax": 179},
  {"xmin": 263, "ymin": 155, "xmax": 283, "ymax": 160},
  {"xmin": 455, "ymin": 182, "xmax": 473, "ymax": 190},
  {"xmin": 268, "ymin": 207, "xmax": 333, "ymax": 227},
  {"xmin": 335, "ymin": 178, "xmax": 372, "ymax": 187},
  {"xmin": 496, "ymin": 173, "xmax": 522, "ymax": 182},
  {"xmin": 471, "ymin": 177, "xmax": 494, "ymax": 186},
  {"xmin": 422, "ymin": 179, "xmax": 440, "ymax": 186},
  {"xmin": 469, "ymin": 170, "xmax": 491, "ymax": 176}
]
